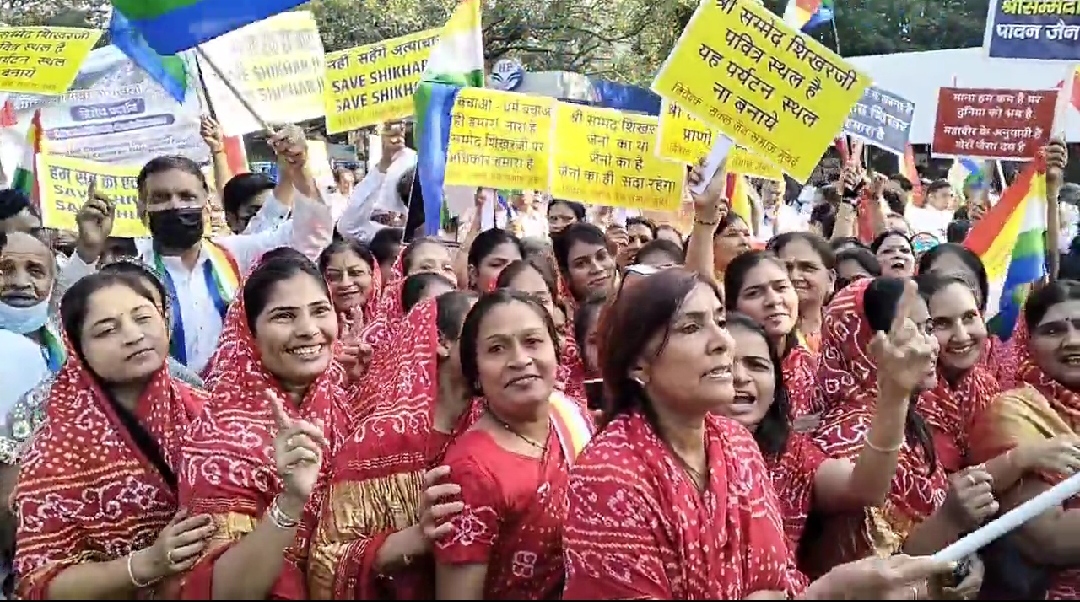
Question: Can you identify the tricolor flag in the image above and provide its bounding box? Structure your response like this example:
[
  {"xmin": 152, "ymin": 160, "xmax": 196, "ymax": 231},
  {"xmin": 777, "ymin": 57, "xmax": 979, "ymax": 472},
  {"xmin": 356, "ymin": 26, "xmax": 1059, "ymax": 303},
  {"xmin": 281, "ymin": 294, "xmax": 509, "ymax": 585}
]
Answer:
[
  {"xmin": 109, "ymin": 0, "xmax": 305, "ymax": 54},
  {"xmin": 963, "ymin": 157, "xmax": 1048, "ymax": 340},
  {"xmin": 782, "ymin": 0, "xmax": 835, "ymax": 32},
  {"xmin": 414, "ymin": 0, "xmax": 486, "ymax": 236},
  {"xmin": 11, "ymin": 109, "xmax": 43, "ymax": 206}
]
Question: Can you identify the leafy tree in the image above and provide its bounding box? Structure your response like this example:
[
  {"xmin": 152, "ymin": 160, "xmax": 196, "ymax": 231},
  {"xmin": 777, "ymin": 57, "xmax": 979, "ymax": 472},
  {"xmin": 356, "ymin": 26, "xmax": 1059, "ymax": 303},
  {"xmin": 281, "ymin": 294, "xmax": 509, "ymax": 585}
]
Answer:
[{"xmin": 0, "ymin": 0, "xmax": 107, "ymax": 27}]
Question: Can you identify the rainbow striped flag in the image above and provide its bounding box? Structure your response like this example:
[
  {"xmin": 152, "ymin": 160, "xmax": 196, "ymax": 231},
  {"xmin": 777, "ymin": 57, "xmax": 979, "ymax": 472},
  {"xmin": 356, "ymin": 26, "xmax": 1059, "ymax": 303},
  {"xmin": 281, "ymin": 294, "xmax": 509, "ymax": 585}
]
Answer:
[
  {"xmin": 549, "ymin": 391, "xmax": 594, "ymax": 462},
  {"xmin": 963, "ymin": 159, "xmax": 1047, "ymax": 340},
  {"xmin": 725, "ymin": 172, "xmax": 753, "ymax": 225},
  {"xmin": 109, "ymin": 0, "xmax": 305, "ymax": 54},
  {"xmin": 782, "ymin": 0, "xmax": 835, "ymax": 32}
]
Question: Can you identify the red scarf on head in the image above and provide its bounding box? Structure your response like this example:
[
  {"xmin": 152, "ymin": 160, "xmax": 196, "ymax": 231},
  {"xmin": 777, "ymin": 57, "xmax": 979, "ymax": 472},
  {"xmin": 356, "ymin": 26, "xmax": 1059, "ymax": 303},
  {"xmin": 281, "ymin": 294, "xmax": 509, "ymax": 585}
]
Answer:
[
  {"xmin": 783, "ymin": 342, "xmax": 820, "ymax": 420},
  {"xmin": 309, "ymin": 298, "xmax": 481, "ymax": 599},
  {"xmin": 809, "ymin": 278, "xmax": 947, "ymax": 570},
  {"xmin": 333, "ymin": 261, "xmax": 383, "ymax": 339},
  {"xmin": 176, "ymin": 289, "xmax": 350, "ymax": 600},
  {"xmin": 15, "ymin": 337, "xmax": 204, "ymax": 599},
  {"xmin": 917, "ymin": 363, "xmax": 1000, "ymax": 474},
  {"xmin": 360, "ymin": 252, "xmax": 408, "ymax": 354}
]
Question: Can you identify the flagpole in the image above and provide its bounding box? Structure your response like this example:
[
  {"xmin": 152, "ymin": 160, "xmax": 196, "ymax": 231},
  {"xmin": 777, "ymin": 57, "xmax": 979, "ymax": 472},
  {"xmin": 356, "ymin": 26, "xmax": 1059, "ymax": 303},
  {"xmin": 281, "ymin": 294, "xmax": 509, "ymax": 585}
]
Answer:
[{"xmin": 194, "ymin": 46, "xmax": 273, "ymax": 133}]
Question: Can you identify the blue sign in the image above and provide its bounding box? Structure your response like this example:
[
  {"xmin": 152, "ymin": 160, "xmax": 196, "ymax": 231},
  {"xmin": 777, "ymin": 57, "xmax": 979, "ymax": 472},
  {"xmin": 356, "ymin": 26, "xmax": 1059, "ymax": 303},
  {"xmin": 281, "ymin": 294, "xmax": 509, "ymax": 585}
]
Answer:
[
  {"xmin": 986, "ymin": 0, "xmax": 1080, "ymax": 61},
  {"xmin": 250, "ymin": 162, "xmax": 279, "ymax": 183},
  {"xmin": 842, "ymin": 86, "xmax": 915, "ymax": 156}
]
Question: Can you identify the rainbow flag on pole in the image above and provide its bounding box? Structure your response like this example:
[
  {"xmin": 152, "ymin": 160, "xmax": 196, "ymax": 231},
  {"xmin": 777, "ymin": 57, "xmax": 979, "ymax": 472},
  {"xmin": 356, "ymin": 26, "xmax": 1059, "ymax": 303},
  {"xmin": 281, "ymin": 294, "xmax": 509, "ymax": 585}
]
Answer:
[
  {"xmin": 782, "ymin": 0, "xmax": 835, "ymax": 32},
  {"xmin": 414, "ymin": 0, "xmax": 486, "ymax": 236},
  {"xmin": 109, "ymin": 0, "xmax": 305, "ymax": 54},
  {"xmin": 963, "ymin": 159, "xmax": 1048, "ymax": 339}
]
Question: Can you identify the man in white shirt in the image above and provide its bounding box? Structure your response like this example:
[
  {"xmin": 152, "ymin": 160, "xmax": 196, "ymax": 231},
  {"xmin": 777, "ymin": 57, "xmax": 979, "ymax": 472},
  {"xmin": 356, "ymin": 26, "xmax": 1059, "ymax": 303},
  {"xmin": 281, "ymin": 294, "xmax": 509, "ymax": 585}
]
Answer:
[
  {"xmin": 337, "ymin": 122, "xmax": 416, "ymax": 242},
  {"xmin": 59, "ymin": 133, "xmax": 333, "ymax": 374}
]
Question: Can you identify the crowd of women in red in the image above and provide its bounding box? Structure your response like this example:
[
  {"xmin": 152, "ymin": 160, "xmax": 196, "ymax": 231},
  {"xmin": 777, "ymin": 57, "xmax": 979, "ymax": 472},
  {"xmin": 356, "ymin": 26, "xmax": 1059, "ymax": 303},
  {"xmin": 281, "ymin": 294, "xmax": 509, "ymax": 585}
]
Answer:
[{"xmin": 6, "ymin": 139, "xmax": 1080, "ymax": 601}]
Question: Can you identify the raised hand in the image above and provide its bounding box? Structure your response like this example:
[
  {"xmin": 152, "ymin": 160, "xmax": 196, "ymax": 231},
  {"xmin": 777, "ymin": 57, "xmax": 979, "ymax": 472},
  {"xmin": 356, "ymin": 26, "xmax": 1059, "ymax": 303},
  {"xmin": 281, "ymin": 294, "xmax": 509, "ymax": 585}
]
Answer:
[
  {"xmin": 268, "ymin": 389, "xmax": 327, "ymax": 504},
  {"xmin": 199, "ymin": 115, "xmax": 224, "ymax": 153},
  {"xmin": 74, "ymin": 176, "xmax": 115, "ymax": 262},
  {"xmin": 870, "ymin": 279, "xmax": 937, "ymax": 396}
]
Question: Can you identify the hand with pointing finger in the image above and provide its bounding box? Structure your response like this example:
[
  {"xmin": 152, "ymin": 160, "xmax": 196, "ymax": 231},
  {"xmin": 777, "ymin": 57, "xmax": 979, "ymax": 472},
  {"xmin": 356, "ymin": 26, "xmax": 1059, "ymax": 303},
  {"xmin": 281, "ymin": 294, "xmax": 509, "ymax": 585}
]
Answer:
[
  {"xmin": 268, "ymin": 389, "xmax": 327, "ymax": 513},
  {"xmin": 870, "ymin": 279, "xmax": 938, "ymax": 397},
  {"xmin": 74, "ymin": 176, "xmax": 115, "ymax": 263}
]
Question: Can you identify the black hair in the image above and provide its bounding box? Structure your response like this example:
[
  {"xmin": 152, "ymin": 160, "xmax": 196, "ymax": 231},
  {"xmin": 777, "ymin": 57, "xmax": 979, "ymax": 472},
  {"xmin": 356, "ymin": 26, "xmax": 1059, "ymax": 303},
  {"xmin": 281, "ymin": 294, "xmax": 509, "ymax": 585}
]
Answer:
[
  {"xmin": 0, "ymin": 189, "xmax": 31, "ymax": 221},
  {"xmin": 726, "ymin": 312, "xmax": 790, "ymax": 457},
  {"xmin": 137, "ymin": 155, "xmax": 209, "ymax": 194},
  {"xmin": 552, "ymin": 222, "xmax": 606, "ymax": 276},
  {"xmin": 99, "ymin": 261, "xmax": 167, "ymax": 309},
  {"xmin": 946, "ymin": 219, "xmax": 972, "ymax": 244},
  {"xmin": 635, "ymin": 238, "xmax": 685, "ymax": 266},
  {"xmin": 863, "ymin": 277, "xmax": 937, "ymax": 469},
  {"xmin": 626, "ymin": 216, "xmax": 657, "ymax": 238},
  {"xmin": 436, "ymin": 290, "xmax": 478, "ymax": 341},
  {"xmin": 547, "ymin": 199, "xmax": 586, "ymax": 220},
  {"xmin": 598, "ymin": 267, "xmax": 721, "ymax": 428},
  {"xmin": 221, "ymin": 173, "xmax": 274, "ymax": 215},
  {"xmin": 574, "ymin": 294, "xmax": 607, "ymax": 373},
  {"xmin": 830, "ymin": 236, "xmax": 866, "ymax": 252},
  {"xmin": 61, "ymin": 272, "xmax": 159, "ymax": 364},
  {"xmin": 495, "ymin": 259, "xmax": 557, "ymax": 298},
  {"xmin": 369, "ymin": 227, "xmax": 404, "ymax": 266},
  {"xmin": 1024, "ymin": 280, "xmax": 1080, "ymax": 331},
  {"xmin": 915, "ymin": 271, "xmax": 971, "ymax": 307},
  {"xmin": 723, "ymin": 250, "xmax": 799, "ymax": 356},
  {"xmin": 401, "ymin": 236, "xmax": 446, "ymax": 274},
  {"xmin": 242, "ymin": 248, "xmax": 329, "ymax": 333},
  {"xmin": 401, "ymin": 272, "xmax": 455, "ymax": 314},
  {"xmin": 768, "ymin": 231, "xmax": 836, "ymax": 270},
  {"xmin": 870, "ymin": 229, "xmax": 912, "ymax": 254},
  {"xmin": 809, "ymin": 202, "xmax": 837, "ymax": 239},
  {"xmin": 713, "ymin": 210, "xmax": 748, "ymax": 238},
  {"xmin": 318, "ymin": 238, "xmax": 376, "ymax": 274},
  {"xmin": 834, "ymin": 247, "xmax": 882, "ymax": 291},
  {"xmin": 916, "ymin": 242, "xmax": 989, "ymax": 312},
  {"xmin": 459, "ymin": 290, "xmax": 561, "ymax": 397},
  {"xmin": 466, "ymin": 228, "xmax": 524, "ymax": 270}
]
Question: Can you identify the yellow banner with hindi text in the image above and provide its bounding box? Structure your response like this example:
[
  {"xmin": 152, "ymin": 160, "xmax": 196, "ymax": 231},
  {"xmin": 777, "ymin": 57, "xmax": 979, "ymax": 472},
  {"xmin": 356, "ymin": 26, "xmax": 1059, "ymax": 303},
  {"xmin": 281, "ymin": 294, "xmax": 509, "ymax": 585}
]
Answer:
[
  {"xmin": 651, "ymin": 0, "xmax": 869, "ymax": 183},
  {"xmin": 36, "ymin": 153, "xmax": 148, "ymax": 238},
  {"xmin": 550, "ymin": 104, "xmax": 684, "ymax": 212},
  {"xmin": 657, "ymin": 100, "xmax": 783, "ymax": 180},
  {"xmin": 324, "ymin": 28, "xmax": 440, "ymax": 134},
  {"xmin": 0, "ymin": 27, "xmax": 101, "ymax": 95},
  {"xmin": 444, "ymin": 89, "xmax": 553, "ymax": 191}
]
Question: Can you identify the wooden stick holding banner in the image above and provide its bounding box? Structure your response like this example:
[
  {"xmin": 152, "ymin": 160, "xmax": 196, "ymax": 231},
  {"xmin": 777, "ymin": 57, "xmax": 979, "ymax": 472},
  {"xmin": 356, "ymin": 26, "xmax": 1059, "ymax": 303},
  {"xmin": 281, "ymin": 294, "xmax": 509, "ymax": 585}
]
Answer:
[
  {"xmin": 931, "ymin": 471, "xmax": 1080, "ymax": 563},
  {"xmin": 194, "ymin": 46, "xmax": 272, "ymax": 132}
]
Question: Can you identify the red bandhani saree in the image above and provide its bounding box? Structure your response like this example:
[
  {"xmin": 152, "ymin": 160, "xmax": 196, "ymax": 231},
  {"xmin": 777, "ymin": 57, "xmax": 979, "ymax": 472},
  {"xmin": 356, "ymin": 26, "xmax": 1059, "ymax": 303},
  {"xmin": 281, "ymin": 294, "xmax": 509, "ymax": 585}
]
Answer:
[
  {"xmin": 783, "ymin": 342, "xmax": 821, "ymax": 419},
  {"xmin": 360, "ymin": 253, "xmax": 408, "ymax": 355},
  {"xmin": 562, "ymin": 412, "xmax": 802, "ymax": 599},
  {"xmin": 765, "ymin": 431, "xmax": 828, "ymax": 555},
  {"xmin": 14, "ymin": 340, "xmax": 204, "ymax": 599},
  {"xmin": 176, "ymin": 292, "xmax": 350, "ymax": 600},
  {"xmin": 809, "ymin": 279, "xmax": 947, "ymax": 576},
  {"xmin": 969, "ymin": 343, "xmax": 1080, "ymax": 599},
  {"xmin": 307, "ymin": 298, "xmax": 481, "ymax": 599},
  {"xmin": 916, "ymin": 364, "xmax": 999, "ymax": 474},
  {"xmin": 433, "ymin": 393, "xmax": 593, "ymax": 600}
]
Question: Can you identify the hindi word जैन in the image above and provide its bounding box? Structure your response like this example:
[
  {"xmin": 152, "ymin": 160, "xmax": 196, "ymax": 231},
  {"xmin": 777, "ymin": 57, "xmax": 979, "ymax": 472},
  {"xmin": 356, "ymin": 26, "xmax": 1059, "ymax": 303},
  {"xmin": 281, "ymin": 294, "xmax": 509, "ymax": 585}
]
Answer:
[
  {"xmin": 550, "ymin": 103, "xmax": 685, "ymax": 212},
  {"xmin": 932, "ymin": 87, "xmax": 1057, "ymax": 160},
  {"xmin": 986, "ymin": 0, "xmax": 1080, "ymax": 61},
  {"xmin": 0, "ymin": 27, "xmax": 101, "ymax": 95},
  {"xmin": 651, "ymin": 0, "xmax": 871, "ymax": 183},
  {"xmin": 444, "ymin": 88, "xmax": 554, "ymax": 191},
  {"xmin": 323, "ymin": 28, "xmax": 440, "ymax": 134},
  {"xmin": 35, "ymin": 152, "xmax": 149, "ymax": 237},
  {"xmin": 657, "ymin": 100, "xmax": 783, "ymax": 180},
  {"xmin": 196, "ymin": 11, "xmax": 327, "ymax": 136}
]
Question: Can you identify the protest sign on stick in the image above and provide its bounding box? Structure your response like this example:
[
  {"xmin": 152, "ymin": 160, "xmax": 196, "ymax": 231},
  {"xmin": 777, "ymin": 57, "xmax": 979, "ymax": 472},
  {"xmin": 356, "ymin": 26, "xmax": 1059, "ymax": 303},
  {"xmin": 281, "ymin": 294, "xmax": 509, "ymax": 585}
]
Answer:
[
  {"xmin": 0, "ymin": 27, "xmax": 102, "ymax": 95},
  {"xmin": 843, "ymin": 85, "xmax": 915, "ymax": 156},
  {"xmin": 36, "ymin": 153, "xmax": 148, "ymax": 237},
  {"xmin": 932, "ymin": 87, "xmax": 1056, "ymax": 160},
  {"xmin": 550, "ymin": 104, "xmax": 685, "ymax": 212},
  {"xmin": 324, "ymin": 29, "xmax": 440, "ymax": 133},
  {"xmin": 651, "ymin": 0, "xmax": 870, "ymax": 183},
  {"xmin": 444, "ymin": 88, "xmax": 553, "ymax": 191},
  {"xmin": 657, "ymin": 100, "xmax": 783, "ymax": 180}
]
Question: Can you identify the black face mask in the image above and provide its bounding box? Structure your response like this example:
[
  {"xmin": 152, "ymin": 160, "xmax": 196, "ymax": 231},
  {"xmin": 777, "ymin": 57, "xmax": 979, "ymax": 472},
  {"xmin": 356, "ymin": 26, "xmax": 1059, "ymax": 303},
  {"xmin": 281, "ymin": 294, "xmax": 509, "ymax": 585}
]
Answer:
[{"xmin": 147, "ymin": 208, "xmax": 204, "ymax": 249}]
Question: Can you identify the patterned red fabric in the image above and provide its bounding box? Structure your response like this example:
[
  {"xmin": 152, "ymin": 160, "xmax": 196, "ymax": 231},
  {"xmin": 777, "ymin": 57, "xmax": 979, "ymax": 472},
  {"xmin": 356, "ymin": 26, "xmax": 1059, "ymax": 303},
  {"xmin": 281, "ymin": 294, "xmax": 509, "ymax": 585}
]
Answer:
[
  {"xmin": 784, "ymin": 343, "xmax": 821, "ymax": 419},
  {"xmin": 562, "ymin": 412, "xmax": 803, "ymax": 599},
  {"xmin": 985, "ymin": 320, "xmax": 1030, "ymax": 390},
  {"xmin": 359, "ymin": 252, "xmax": 408, "ymax": 355},
  {"xmin": 176, "ymin": 289, "xmax": 350, "ymax": 600},
  {"xmin": 308, "ymin": 298, "xmax": 481, "ymax": 599},
  {"xmin": 14, "ymin": 338, "xmax": 205, "ymax": 599},
  {"xmin": 766, "ymin": 432, "xmax": 828, "ymax": 554},
  {"xmin": 916, "ymin": 365, "xmax": 1000, "ymax": 474},
  {"xmin": 810, "ymin": 278, "xmax": 947, "ymax": 571}
]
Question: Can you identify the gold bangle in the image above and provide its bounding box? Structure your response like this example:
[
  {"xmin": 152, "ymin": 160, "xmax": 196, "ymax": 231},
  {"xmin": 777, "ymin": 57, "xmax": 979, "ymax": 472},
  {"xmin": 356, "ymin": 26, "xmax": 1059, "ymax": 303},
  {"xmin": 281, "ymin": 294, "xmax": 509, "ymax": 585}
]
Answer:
[{"xmin": 863, "ymin": 435, "xmax": 903, "ymax": 453}]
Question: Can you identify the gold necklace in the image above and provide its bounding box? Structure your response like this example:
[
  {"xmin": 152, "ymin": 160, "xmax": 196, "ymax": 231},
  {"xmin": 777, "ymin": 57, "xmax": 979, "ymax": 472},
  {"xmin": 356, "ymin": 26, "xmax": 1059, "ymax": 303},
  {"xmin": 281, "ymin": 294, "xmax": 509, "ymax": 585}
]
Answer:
[{"xmin": 486, "ymin": 408, "xmax": 547, "ymax": 451}]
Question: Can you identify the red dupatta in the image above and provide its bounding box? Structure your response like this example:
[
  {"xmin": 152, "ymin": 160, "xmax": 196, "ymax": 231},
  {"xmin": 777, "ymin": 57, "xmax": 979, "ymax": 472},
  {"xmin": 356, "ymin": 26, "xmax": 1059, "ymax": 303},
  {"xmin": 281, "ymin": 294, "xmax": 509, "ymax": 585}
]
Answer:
[
  {"xmin": 808, "ymin": 279, "xmax": 947, "ymax": 573},
  {"xmin": 308, "ymin": 299, "xmax": 480, "ymax": 599},
  {"xmin": 359, "ymin": 252, "xmax": 407, "ymax": 354},
  {"xmin": 563, "ymin": 412, "xmax": 802, "ymax": 600},
  {"xmin": 334, "ymin": 260, "xmax": 383, "ymax": 338},
  {"xmin": 15, "ymin": 339, "xmax": 204, "ymax": 599},
  {"xmin": 177, "ymin": 291, "xmax": 350, "ymax": 600},
  {"xmin": 916, "ymin": 364, "xmax": 1000, "ymax": 474},
  {"xmin": 783, "ymin": 342, "xmax": 821, "ymax": 419}
]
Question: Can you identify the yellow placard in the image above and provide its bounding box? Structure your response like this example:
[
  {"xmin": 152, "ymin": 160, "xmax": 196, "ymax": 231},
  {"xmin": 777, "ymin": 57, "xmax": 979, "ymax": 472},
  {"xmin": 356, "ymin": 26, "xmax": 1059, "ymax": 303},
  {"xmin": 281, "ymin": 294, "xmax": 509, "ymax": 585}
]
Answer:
[
  {"xmin": 36, "ymin": 153, "xmax": 148, "ymax": 238},
  {"xmin": 0, "ymin": 27, "xmax": 101, "ymax": 95},
  {"xmin": 657, "ymin": 100, "xmax": 783, "ymax": 180},
  {"xmin": 651, "ymin": 0, "xmax": 870, "ymax": 183},
  {"xmin": 324, "ymin": 28, "xmax": 440, "ymax": 134},
  {"xmin": 550, "ymin": 104, "xmax": 684, "ymax": 212},
  {"xmin": 444, "ymin": 89, "xmax": 553, "ymax": 191}
]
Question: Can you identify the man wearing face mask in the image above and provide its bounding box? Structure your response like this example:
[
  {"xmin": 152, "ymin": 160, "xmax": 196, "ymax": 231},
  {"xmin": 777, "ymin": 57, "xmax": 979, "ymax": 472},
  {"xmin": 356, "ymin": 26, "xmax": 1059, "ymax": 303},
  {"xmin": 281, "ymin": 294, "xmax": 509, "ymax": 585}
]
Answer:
[{"xmin": 57, "ymin": 127, "xmax": 334, "ymax": 375}]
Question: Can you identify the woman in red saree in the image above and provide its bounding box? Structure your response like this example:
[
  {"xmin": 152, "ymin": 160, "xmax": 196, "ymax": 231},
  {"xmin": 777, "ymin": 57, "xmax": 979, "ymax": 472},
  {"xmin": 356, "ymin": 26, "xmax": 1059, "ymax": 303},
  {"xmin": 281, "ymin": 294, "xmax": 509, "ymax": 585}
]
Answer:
[
  {"xmin": 318, "ymin": 238, "xmax": 382, "ymax": 334},
  {"xmin": 177, "ymin": 249, "xmax": 346, "ymax": 599},
  {"xmin": 561, "ymin": 267, "xmax": 956, "ymax": 600},
  {"xmin": 307, "ymin": 291, "xmax": 479, "ymax": 599},
  {"xmin": 433, "ymin": 290, "xmax": 594, "ymax": 600},
  {"xmin": 721, "ymin": 313, "xmax": 914, "ymax": 561},
  {"xmin": 968, "ymin": 280, "xmax": 1080, "ymax": 600},
  {"xmin": 464, "ymin": 228, "xmax": 524, "ymax": 293},
  {"xmin": 768, "ymin": 232, "xmax": 835, "ymax": 355},
  {"xmin": 724, "ymin": 250, "xmax": 823, "ymax": 422},
  {"xmin": 551, "ymin": 222, "xmax": 617, "ymax": 306},
  {"xmin": 806, "ymin": 277, "xmax": 995, "ymax": 591},
  {"xmin": 14, "ymin": 271, "xmax": 213, "ymax": 599}
]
